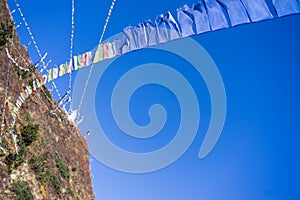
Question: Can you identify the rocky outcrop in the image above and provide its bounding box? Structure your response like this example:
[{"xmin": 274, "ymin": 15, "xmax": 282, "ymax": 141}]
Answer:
[{"xmin": 0, "ymin": 0, "xmax": 95, "ymax": 199}]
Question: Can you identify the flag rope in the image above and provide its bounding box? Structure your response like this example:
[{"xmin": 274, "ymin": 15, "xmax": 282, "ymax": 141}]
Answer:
[
  {"xmin": 12, "ymin": 0, "xmax": 62, "ymax": 99},
  {"xmin": 68, "ymin": 0, "xmax": 75, "ymax": 111},
  {"xmin": 76, "ymin": 0, "xmax": 117, "ymax": 121}
]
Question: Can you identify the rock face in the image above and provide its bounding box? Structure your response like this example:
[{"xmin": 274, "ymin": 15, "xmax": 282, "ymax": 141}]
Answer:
[{"xmin": 0, "ymin": 0, "xmax": 95, "ymax": 199}]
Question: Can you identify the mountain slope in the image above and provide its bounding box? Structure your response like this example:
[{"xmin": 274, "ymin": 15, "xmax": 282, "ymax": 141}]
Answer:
[{"xmin": 0, "ymin": 0, "xmax": 95, "ymax": 199}]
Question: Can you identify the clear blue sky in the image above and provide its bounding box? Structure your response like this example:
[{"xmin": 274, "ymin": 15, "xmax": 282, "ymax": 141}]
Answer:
[{"xmin": 8, "ymin": 0, "xmax": 300, "ymax": 199}]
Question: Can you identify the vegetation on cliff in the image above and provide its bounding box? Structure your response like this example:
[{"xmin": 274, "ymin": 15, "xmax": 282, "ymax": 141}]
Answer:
[{"xmin": 0, "ymin": 0, "xmax": 94, "ymax": 199}]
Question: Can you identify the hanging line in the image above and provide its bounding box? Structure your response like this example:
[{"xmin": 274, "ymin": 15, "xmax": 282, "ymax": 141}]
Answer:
[
  {"xmin": 8, "ymin": 39, "xmax": 31, "ymax": 69},
  {"xmin": 12, "ymin": 0, "xmax": 45, "ymax": 71},
  {"xmin": 15, "ymin": 22, "xmax": 22, "ymax": 29},
  {"xmin": 12, "ymin": 6, "xmax": 61, "ymax": 100},
  {"xmin": 7, "ymin": 40, "xmax": 58, "ymax": 103},
  {"xmin": 33, "ymin": 52, "xmax": 48, "ymax": 69},
  {"xmin": 8, "ymin": 40, "xmax": 62, "ymax": 123},
  {"xmin": 68, "ymin": 0, "xmax": 75, "ymax": 111},
  {"xmin": 25, "ymin": 41, "xmax": 31, "ymax": 49},
  {"xmin": 51, "ymin": 81, "xmax": 62, "ymax": 100},
  {"xmin": 6, "ymin": 3, "xmax": 63, "ymax": 152},
  {"xmin": 5, "ymin": 48, "xmax": 28, "ymax": 71},
  {"xmin": 76, "ymin": 0, "xmax": 117, "ymax": 121},
  {"xmin": 99, "ymin": 0, "xmax": 117, "ymax": 44},
  {"xmin": 5, "ymin": 45, "xmax": 66, "ymax": 154},
  {"xmin": 12, "ymin": 0, "xmax": 62, "ymax": 99}
]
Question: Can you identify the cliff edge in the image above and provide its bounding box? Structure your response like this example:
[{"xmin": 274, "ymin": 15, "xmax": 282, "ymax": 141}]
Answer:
[{"xmin": 0, "ymin": 0, "xmax": 95, "ymax": 199}]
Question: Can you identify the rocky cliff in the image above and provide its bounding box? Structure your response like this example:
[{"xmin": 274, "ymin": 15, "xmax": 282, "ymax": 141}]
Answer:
[{"xmin": 0, "ymin": 0, "xmax": 95, "ymax": 199}]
